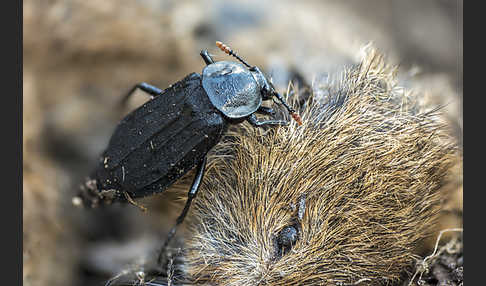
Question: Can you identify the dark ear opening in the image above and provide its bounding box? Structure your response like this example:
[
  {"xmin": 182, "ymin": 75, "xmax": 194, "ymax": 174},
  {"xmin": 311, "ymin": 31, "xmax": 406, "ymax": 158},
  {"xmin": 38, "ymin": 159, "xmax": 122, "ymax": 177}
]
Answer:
[{"xmin": 274, "ymin": 224, "xmax": 299, "ymax": 259}]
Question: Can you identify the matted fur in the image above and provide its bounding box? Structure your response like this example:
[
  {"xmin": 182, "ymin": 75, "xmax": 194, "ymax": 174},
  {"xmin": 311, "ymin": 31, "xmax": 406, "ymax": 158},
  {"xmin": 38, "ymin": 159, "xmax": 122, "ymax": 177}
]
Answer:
[{"xmin": 183, "ymin": 47, "xmax": 457, "ymax": 286}]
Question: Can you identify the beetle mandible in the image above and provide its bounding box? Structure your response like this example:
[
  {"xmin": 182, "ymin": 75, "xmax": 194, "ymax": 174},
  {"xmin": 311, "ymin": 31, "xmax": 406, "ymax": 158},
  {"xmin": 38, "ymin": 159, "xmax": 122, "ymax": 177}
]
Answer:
[{"xmin": 74, "ymin": 41, "xmax": 302, "ymax": 253}]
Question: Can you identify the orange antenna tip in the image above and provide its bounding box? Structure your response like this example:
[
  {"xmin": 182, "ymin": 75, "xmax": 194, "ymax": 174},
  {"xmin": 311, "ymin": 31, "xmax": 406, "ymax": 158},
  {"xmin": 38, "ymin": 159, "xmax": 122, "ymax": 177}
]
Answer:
[
  {"xmin": 215, "ymin": 41, "xmax": 252, "ymax": 68},
  {"xmin": 291, "ymin": 112, "xmax": 303, "ymax": 126},
  {"xmin": 216, "ymin": 41, "xmax": 230, "ymax": 54}
]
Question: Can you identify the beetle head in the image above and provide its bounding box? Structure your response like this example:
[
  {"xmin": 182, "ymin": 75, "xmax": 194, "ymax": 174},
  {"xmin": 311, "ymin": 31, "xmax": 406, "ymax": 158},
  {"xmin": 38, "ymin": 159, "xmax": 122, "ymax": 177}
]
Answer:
[
  {"xmin": 216, "ymin": 41, "xmax": 303, "ymax": 125},
  {"xmin": 248, "ymin": 66, "xmax": 302, "ymax": 125},
  {"xmin": 261, "ymin": 72, "xmax": 304, "ymax": 126}
]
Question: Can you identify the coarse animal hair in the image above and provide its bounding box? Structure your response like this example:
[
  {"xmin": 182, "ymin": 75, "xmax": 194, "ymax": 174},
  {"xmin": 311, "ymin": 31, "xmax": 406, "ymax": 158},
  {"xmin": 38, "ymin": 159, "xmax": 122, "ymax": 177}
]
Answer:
[{"xmin": 181, "ymin": 46, "xmax": 458, "ymax": 285}]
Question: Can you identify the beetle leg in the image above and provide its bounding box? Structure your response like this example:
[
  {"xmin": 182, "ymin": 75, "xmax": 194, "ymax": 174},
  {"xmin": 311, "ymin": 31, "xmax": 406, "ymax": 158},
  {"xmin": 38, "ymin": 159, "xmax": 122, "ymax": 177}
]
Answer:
[
  {"xmin": 123, "ymin": 191, "xmax": 147, "ymax": 212},
  {"xmin": 157, "ymin": 157, "xmax": 207, "ymax": 265},
  {"xmin": 200, "ymin": 49, "xmax": 215, "ymax": 65},
  {"xmin": 119, "ymin": 82, "xmax": 164, "ymax": 108},
  {"xmin": 256, "ymin": 106, "xmax": 276, "ymax": 116},
  {"xmin": 247, "ymin": 114, "xmax": 289, "ymax": 127}
]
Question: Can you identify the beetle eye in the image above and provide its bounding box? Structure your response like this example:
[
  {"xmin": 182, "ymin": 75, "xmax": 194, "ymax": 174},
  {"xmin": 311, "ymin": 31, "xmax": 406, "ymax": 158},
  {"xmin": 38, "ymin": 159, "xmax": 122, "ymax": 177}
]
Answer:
[
  {"xmin": 261, "ymin": 89, "xmax": 272, "ymax": 100},
  {"xmin": 275, "ymin": 225, "xmax": 299, "ymax": 257}
]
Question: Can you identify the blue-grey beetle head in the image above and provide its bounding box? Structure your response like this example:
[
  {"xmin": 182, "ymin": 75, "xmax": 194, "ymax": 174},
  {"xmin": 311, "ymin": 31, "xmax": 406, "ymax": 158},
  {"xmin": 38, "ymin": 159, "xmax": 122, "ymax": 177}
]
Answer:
[
  {"xmin": 202, "ymin": 41, "xmax": 303, "ymax": 125},
  {"xmin": 202, "ymin": 61, "xmax": 263, "ymax": 119}
]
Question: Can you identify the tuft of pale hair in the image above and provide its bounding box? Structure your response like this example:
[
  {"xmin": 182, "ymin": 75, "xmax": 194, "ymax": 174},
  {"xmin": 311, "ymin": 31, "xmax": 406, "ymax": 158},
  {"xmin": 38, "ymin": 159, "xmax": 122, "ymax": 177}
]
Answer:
[{"xmin": 183, "ymin": 47, "xmax": 458, "ymax": 285}]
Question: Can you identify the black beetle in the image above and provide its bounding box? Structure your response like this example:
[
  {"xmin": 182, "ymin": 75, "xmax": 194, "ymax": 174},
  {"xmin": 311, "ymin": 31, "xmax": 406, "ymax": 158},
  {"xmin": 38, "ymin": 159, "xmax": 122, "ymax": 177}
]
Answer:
[{"xmin": 75, "ymin": 41, "xmax": 302, "ymax": 254}]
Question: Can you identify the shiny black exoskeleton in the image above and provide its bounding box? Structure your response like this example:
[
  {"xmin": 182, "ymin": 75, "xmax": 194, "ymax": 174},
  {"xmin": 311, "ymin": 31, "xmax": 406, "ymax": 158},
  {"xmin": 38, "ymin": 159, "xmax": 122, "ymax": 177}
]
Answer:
[{"xmin": 76, "ymin": 42, "xmax": 301, "ymax": 256}]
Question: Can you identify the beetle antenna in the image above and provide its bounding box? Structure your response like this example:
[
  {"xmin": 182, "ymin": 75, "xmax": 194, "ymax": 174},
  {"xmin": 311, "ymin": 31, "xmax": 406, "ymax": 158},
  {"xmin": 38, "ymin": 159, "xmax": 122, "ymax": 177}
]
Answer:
[
  {"xmin": 274, "ymin": 92, "xmax": 303, "ymax": 126},
  {"xmin": 216, "ymin": 41, "xmax": 252, "ymax": 68}
]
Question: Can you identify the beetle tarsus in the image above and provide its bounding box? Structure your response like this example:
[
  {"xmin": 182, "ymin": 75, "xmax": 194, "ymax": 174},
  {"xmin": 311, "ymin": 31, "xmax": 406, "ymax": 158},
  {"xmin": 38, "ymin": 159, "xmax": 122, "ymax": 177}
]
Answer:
[
  {"xmin": 256, "ymin": 106, "xmax": 276, "ymax": 116},
  {"xmin": 247, "ymin": 114, "xmax": 289, "ymax": 127}
]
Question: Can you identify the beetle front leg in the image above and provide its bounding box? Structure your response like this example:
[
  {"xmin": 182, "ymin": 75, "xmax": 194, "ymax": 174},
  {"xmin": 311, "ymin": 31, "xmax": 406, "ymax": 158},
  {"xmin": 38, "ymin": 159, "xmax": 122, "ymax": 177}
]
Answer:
[
  {"xmin": 247, "ymin": 114, "xmax": 289, "ymax": 127},
  {"xmin": 157, "ymin": 156, "xmax": 207, "ymax": 265},
  {"xmin": 200, "ymin": 49, "xmax": 215, "ymax": 65},
  {"xmin": 256, "ymin": 106, "xmax": 276, "ymax": 116},
  {"xmin": 119, "ymin": 82, "xmax": 164, "ymax": 108}
]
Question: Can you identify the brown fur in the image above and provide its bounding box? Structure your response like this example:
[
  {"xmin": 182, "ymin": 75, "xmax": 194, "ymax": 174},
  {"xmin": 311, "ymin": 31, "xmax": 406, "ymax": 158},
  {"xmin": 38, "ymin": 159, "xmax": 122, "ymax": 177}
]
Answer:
[{"xmin": 182, "ymin": 47, "xmax": 458, "ymax": 285}]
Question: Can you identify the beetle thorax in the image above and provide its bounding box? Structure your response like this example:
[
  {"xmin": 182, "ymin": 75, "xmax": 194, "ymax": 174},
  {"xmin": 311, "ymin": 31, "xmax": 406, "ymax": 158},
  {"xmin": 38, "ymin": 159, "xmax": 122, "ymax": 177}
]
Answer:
[{"xmin": 202, "ymin": 61, "xmax": 262, "ymax": 119}]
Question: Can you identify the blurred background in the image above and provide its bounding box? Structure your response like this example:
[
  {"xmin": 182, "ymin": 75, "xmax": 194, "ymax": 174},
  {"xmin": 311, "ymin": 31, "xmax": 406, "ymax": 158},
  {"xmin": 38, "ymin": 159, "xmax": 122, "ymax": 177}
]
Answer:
[{"xmin": 23, "ymin": 1, "xmax": 462, "ymax": 285}]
